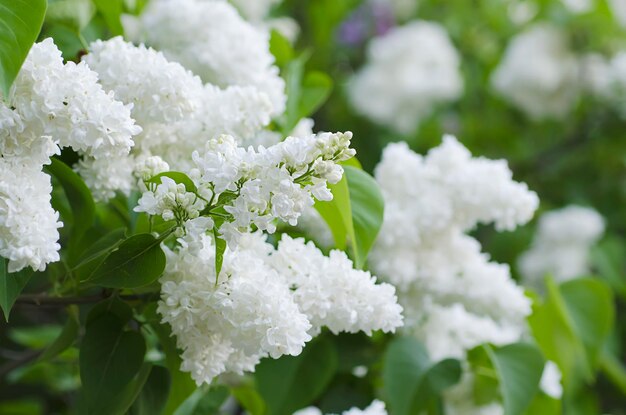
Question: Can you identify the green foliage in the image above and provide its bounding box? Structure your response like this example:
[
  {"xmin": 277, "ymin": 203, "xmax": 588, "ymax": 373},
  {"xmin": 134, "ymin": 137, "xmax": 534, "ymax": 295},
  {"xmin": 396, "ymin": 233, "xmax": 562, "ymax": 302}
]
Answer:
[
  {"xmin": 254, "ymin": 336, "xmax": 339, "ymax": 415},
  {"xmin": 528, "ymin": 277, "xmax": 614, "ymax": 393},
  {"xmin": 45, "ymin": 158, "xmax": 96, "ymax": 247},
  {"xmin": 468, "ymin": 343, "xmax": 545, "ymax": 415},
  {"xmin": 79, "ymin": 301, "xmax": 147, "ymax": 415},
  {"xmin": 382, "ymin": 336, "xmax": 462, "ymax": 415},
  {"xmin": 0, "ymin": 0, "xmax": 47, "ymax": 98},
  {"xmin": 315, "ymin": 165, "xmax": 384, "ymax": 267},
  {"xmin": 0, "ymin": 257, "xmax": 34, "ymax": 321},
  {"xmin": 147, "ymin": 171, "xmax": 198, "ymax": 194},
  {"xmin": 86, "ymin": 233, "xmax": 167, "ymax": 288},
  {"xmin": 92, "ymin": 0, "xmax": 124, "ymax": 36}
]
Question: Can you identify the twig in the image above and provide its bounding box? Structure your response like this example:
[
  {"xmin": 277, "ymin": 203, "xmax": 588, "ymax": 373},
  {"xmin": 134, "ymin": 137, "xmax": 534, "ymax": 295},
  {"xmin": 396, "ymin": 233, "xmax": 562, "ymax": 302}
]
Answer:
[{"xmin": 0, "ymin": 349, "xmax": 42, "ymax": 379}]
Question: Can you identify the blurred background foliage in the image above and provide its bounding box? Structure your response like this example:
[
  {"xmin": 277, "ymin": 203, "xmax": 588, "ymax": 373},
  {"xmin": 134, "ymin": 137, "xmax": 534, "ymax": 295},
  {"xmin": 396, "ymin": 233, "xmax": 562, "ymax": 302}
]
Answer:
[{"xmin": 1, "ymin": 0, "xmax": 626, "ymax": 414}]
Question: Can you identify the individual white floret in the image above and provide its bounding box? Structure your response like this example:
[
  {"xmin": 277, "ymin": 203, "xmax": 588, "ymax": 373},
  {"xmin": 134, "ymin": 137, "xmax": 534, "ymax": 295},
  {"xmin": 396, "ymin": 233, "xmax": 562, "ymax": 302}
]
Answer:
[
  {"xmin": 491, "ymin": 24, "xmax": 579, "ymax": 120},
  {"xmin": 271, "ymin": 234, "xmax": 404, "ymax": 335},
  {"xmin": 349, "ymin": 21, "xmax": 463, "ymax": 134},
  {"xmin": 135, "ymin": 0, "xmax": 286, "ymax": 116}
]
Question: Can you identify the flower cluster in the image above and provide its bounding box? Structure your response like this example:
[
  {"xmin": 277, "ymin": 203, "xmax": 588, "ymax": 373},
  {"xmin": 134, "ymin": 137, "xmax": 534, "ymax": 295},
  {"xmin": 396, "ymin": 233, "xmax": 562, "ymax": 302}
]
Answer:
[
  {"xmin": 0, "ymin": 39, "xmax": 140, "ymax": 272},
  {"xmin": 294, "ymin": 400, "xmax": 388, "ymax": 415},
  {"xmin": 128, "ymin": 0, "xmax": 286, "ymax": 116},
  {"xmin": 518, "ymin": 205, "xmax": 605, "ymax": 288},
  {"xmin": 369, "ymin": 135, "xmax": 538, "ymax": 413},
  {"xmin": 158, "ymin": 232, "xmax": 402, "ymax": 385},
  {"xmin": 80, "ymin": 36, "xmax": 274, "ymax": 199},
  {"xmin": 137, "ymin": 131, "xmax": 355, "ymax": 246},
  {"xmin": 491, "ymin": 24, "xmax": 580, "ymax": 120},
  {"xmin": 348, "ymin": 21, "xmax": 463, "ymax": 134}
]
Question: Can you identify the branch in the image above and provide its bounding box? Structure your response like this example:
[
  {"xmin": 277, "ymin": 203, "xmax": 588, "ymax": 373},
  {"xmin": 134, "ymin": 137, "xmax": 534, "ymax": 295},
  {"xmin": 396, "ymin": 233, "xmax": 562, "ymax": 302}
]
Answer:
[{"xmin": 0, "ymin": 349, "xmax": 42, "ymax": 379}]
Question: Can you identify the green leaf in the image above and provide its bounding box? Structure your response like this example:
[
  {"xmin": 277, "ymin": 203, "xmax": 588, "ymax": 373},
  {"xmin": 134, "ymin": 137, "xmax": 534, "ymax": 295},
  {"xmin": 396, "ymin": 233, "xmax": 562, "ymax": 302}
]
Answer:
[
  {"xmin": 314, "ymin": 174, "xmax": 351, "ymax": 250},
  {"xmin": 147, "ymin": 171, "xmax": 198, "ymax": 193},
  {"xmin": 528, "ymin": 277, "xmax": 614, "ymax": 391},
  {"xmin": 114, "ymin": 363, "xmax": 154, "ymax": 415},
  {"xmin": 0, "ymin": 0, "xmax": 47, "ymax": 98},
  {"xmin": 0, "ymin": 257, "xmax": 34, "ymax": 322},
  {"xmin": 523, "ymin": 393, "xmax": 561, "ymax": 415},
  {"xmin": 269, "ymin": 29, "xmax": 293, "ymax": 68},
  {"xmin": 232, "ymin": 385, "xmax": 266, "ymax": 415},
  {"xmin": 344, "ymin": 165, "xmax": 384, "ymax": 268},
  {"xmin": 87, "ymin": 233, "xmax": 166, "ymax": 288},
  {"xmin": 93, "ymin": 0, "xmax": 124, "ymax": 36},
  {"xmin": 299, "ymin": 71, "xmax": 333, "ymax": 119},
  {"xmin": 172, "ymin": 385, "xmax": 229, "ymax": 415},
  {"xmin": 129, "ymin": 365, "xmax": 172, "ymax": 415},
  {"xmin": 314, "ymin": 166, "xmax": 384, "ymax": 267},
  {"xmin": 213, "ymin": 228, "xmax": 226, "ymax": 280},
  {"xmin": 45, "ymin": 158, "xmax": 96, "ymax": 243},
  {"xmin": 468, "ymin": 343, "xmax": 545, "ymax": 415},
  {"xmin": 80, "ymin": 310, "xmax": 147, "ymax": 415},
  {"xmin": 382, "ymin": 337, "xmax": 462, "ymax": 415},
  {"xmin": 255, "ymin": 336, "xmax": 339, "ymax": 415},
  {"xmin": 45, "ymin": 0, "xmax": 95, "ymax": 31},
  {"xmin": 38, "ymin": 306, "xmax": 80, "ymax": 361},
  {"xmin": 72, "ymin": 227, "xmax": 127, "ymax": 277}
]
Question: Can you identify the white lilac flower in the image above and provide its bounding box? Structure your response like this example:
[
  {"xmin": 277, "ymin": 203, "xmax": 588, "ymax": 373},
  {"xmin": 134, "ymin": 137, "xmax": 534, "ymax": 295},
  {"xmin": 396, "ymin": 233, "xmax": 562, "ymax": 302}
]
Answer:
[
  {"xmin": 348, "ymin": 21, "xmax": 463, "ymax": 134},
  {"xmin": 186, "ymin": 132, "xmax": 354, "ymax": 246},
  {"xmin": 0, "ymin": 38, "xmax": 140, "ymax": 270},
  {"xmin": 134, "ymin": 0, "xmax": 286, "ymax": 116},
  {"xmin": 370, "ymin": 135, "xmax": 536, "ymax": 369},
  {"xmin": 159, "ymin": 231, "xmax": 403, "ymax": 385},
  {"xmin": 0, "ymin": 159, "xmax": 62, "ymax": 272},
  {"xmin": 518, "ymin": 205, "xmax": 604, "ymax": 287},
  {"xmin": 158, "ymin": 232, "xmax": 312, "ymax": 385},
  {"xmin": 271, "ymin": 234, "xmax": 403, "ymax": 336},
  {"xmin": 135, "ymin": 177, "xmax": 206, "ymax": 225},
  {"xmin": 12, "ymin": 38, "xmax": 140, "ymax": 160},
  {"xmin": 83, "ymin": 36, "xmax": 204, "ymax": 126},
  {"xmin": 491, "ymin": 24, "xmax": 580, "ymax": 120},
  {"xmin": 561, "ymin": 0, "xmax": 593, "ymax": 13}
]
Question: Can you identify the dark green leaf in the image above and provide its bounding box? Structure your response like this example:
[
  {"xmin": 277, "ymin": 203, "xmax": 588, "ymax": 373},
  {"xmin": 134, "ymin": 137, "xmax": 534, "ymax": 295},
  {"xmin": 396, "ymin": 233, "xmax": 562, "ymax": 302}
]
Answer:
[
  {"xmin": 114, "ymin": 363, "xmax": 154, "ymax": 415},
  {"xmin": 129, "ymin": 365, "xmax": 171, "ymax": 415},
  {"xmin": 45, "ymin": 158, "xmax": 96, "ymax": 243},
  {"xmin": 382, "ymin": 337, "xmax": 462, "ymax": 415},
  {"xmin": 93, "ymin": 0, "xmax": 124, "ymax": 36},
  {"xmin": 0, "ymin": 0, "xmax": 47, "ymax": 98},
  {"xmin": 87, "ymin": 233, "xmax": 166, "ymax": 288},
  {"xmin": 72, "ymin": 227, "xmax": 127, "ymax": 277},
  {"xmin": 468, "ymin": 343, "xmax": 545, "ymax": 415},
  {"xmin": 144, "ymin": 304, "xmax": 197, "ymax": 415},
  {"xmin": 255, "ymin": 336, "xmax": 339, "ymax": 415},
  {"xmin": 147, "ymin": 171, "xmax": 197, "ymax": 193},
  {"xmin": 80, "ymin": 311, "xmax": 147, "ymax": 415},
  {"xmin": 0, "ymin": 257, "xmax": 34, "ymax": 322}
]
